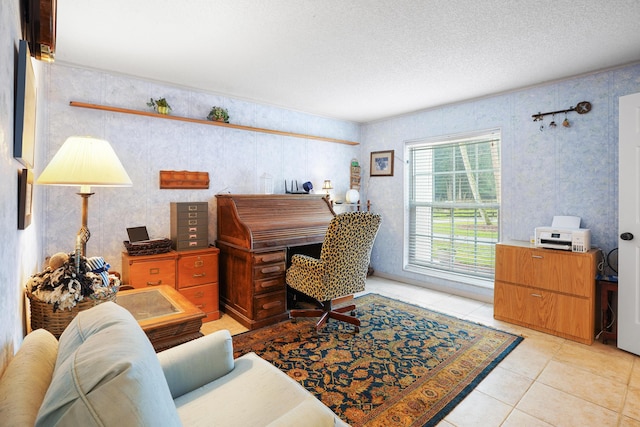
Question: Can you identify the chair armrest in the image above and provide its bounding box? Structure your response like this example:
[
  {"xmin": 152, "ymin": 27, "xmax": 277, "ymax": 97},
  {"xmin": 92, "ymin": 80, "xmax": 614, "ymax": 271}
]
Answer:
[{"xmin": 157, "ymin": 329, "xmax": 234, "ymax": 399}]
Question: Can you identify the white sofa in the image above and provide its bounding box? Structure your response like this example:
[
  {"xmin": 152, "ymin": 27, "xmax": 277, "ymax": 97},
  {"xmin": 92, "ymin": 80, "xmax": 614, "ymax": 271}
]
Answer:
[{"xmin": 0, "ymin": 302, "xmax": 349, "ymax": 426}]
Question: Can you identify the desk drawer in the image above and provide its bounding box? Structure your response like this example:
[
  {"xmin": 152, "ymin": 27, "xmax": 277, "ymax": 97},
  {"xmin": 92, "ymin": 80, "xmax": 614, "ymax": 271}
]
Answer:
[
  {"xmin": 253, "ymin": 251, "xmax": 286, "ymax": 265},
  {"xmin": 254, "ymin": 276, "xmax": 285, "ymax": 294},
  {"xmin": 128, "ymin": 259, "xmax": 175, "ymax": 288},
  {"xmin": 254, "ymin": 290, "xmax": 286, "ymax": 320},
  {"xmin": 253, "ymin": 262, "xmax": 286, "ymax": 280}
]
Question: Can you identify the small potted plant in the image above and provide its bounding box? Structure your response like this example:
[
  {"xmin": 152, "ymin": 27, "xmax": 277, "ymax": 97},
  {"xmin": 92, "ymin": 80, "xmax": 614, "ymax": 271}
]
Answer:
[
  {"xmin": 207, "ymin": 106, "xmax": 229, "ymax": 123},
  {"xmin": 147, "ymin": 97, "xmax": 172, "ymax": 115}
]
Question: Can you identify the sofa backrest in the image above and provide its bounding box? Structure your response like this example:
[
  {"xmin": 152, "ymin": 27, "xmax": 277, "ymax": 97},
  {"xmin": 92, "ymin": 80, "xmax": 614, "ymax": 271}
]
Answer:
[{"xmin": 35, "ymin": 301, "xmax": 182, "ymax": 426}]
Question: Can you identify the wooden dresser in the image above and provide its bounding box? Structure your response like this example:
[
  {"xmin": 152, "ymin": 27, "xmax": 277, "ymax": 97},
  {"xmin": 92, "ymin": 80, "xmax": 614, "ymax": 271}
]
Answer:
[
  {"xmin": 493, "ymin": 241, "xmax": 598, "ymax": 344},
  {"xmin": 215, "ymin": 194, "xmax": 335, "ymax": 330},
  {"xmin": 121, "ymin": 247, "xmax": 220, "ymax": 321}
]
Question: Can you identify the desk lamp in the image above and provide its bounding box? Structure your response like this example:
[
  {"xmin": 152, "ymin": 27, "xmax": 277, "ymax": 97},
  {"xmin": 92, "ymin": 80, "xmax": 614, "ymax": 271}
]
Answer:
[{"xmin": 37, "ymin": 136, "xmax": 132, "ymax": 257}]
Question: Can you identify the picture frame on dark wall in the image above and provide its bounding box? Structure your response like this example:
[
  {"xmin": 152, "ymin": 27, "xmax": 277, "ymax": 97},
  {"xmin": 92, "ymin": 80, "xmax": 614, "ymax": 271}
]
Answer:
[
  {"xmin": 14, "ymin": 39, "xmax": 37, "ymax": 169},
  {"xmin": 18, "ymin": 168, "xmax": 34, "ymax": 230},
  {"xmin": 370, "ymin": 150, "xmax": 394, "ymax": 176}
]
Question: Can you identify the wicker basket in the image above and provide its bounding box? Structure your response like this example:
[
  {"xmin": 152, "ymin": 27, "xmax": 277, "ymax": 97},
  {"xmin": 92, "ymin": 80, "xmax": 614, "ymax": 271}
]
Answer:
[
  {"xmin": 123, "ymin": 238, "xmax": 173, "ymax": 256},
  {"xmin": 28, "ymin": 292, "xmax": 117, "ymax": 338}
]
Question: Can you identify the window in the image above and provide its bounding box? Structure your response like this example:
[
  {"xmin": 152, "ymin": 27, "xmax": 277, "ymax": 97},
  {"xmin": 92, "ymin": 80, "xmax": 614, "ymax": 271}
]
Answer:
[{"xmin": 406, "ymin": 130, "xmax": 501, "ymax": 281}]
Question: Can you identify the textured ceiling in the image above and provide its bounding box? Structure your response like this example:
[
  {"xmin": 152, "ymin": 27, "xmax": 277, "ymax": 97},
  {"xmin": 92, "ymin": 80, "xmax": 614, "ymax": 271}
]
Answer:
[{"xmin": 55, "ymin": 0, "xmax": 640, "ymax": 123}]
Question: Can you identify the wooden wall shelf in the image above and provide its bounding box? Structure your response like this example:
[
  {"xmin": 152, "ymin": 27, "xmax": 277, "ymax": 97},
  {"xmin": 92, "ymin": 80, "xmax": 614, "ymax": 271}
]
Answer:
[{"xmin": 69, "ymin": 101, "xmax": 359, "ymax": 146}]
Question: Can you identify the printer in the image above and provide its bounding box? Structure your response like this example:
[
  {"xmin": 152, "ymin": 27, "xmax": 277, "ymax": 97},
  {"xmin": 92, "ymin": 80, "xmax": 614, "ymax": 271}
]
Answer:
[{"xmin": 534, "ymin": 216, "xmax": 591, "ymax": 253}]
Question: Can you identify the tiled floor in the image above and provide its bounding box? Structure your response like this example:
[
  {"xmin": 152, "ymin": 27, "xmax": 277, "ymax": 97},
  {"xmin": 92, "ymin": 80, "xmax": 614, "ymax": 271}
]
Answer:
[{"xmin": 200, "ymin": 276, "xmax": 640, "ymax": 426}]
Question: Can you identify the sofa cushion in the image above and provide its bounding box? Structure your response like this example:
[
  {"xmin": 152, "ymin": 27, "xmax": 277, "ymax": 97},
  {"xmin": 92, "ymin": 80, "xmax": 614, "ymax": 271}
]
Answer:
[
  {"xmin": 0, "ymin": 329, "xmax": 58, "ymax": 427},
  {"xmin": 174, "ymin": 352, "xmax": 339, "ymax": 426},
  {"xmin": 35, "ymin": 301, "xmax": 181, "ymax": 427}
]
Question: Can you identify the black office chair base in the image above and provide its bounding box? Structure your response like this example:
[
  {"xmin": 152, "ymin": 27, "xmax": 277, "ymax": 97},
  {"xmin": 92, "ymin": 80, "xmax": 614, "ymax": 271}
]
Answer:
[{"xmin": 290, "ymin": 300, "xmax": 360, "ymax": 332}]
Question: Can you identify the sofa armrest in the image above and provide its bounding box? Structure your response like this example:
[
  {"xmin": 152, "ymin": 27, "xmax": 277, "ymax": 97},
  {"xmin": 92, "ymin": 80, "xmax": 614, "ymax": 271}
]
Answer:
[{"xmin": 157, "ymin": 329, "xmax": 235, "ymax": 399}]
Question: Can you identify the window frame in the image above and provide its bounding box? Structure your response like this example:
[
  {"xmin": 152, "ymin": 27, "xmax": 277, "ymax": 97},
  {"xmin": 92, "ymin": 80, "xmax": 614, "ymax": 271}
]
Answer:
[{"xmin": 403, "ymin": 129, "xmax": 501, "ymax": 288}]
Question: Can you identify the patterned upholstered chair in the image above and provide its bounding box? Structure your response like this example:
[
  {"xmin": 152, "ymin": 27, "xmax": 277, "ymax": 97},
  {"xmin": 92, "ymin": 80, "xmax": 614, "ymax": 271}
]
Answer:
[{"xmin": 286, "ymin": 211, "xmax": 382, "ymax": 332}]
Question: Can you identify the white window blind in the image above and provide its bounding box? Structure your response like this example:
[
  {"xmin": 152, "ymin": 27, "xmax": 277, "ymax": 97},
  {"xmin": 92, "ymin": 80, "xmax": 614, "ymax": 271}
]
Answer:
[{"xmin": 407, "ymin": 130, "xmax": 501, "ymax": 279}]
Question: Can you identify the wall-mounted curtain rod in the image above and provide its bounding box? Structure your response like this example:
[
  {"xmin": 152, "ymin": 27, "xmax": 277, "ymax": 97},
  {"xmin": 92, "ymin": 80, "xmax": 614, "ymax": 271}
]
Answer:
[{"xmin": 532, "ymin": 101, "xmax": 591, "ymax": 121}]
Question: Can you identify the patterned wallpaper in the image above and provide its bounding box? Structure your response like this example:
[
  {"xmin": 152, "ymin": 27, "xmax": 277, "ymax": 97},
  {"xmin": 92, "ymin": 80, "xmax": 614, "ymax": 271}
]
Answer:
[
  {"xmin": 360, "ymin": 63, "xmax": 640, "ymax": 297},
  {"xmin": 42, "ymin": 64, "xmax": 360, "ymax": 273}
]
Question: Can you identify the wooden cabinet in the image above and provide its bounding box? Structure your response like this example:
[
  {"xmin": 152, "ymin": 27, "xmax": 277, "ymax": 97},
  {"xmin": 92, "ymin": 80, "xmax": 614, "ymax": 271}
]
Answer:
[
  {"xmin": 176, "ymin": 248, "xmax": 220, "ymax": 321},
  {"xmin": 494, "ymin": 241, "xmax": 598, "ymax": 344},
  {"xmin": 122, "ymin": 247, "xmax": 220, "ymax": 322}
]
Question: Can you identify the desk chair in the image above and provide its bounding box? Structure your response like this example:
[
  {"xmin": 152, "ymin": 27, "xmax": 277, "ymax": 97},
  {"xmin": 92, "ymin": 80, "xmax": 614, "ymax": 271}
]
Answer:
[{"xmin": 286, "ymin": 211, "xmax": 382, "ymax": 332}]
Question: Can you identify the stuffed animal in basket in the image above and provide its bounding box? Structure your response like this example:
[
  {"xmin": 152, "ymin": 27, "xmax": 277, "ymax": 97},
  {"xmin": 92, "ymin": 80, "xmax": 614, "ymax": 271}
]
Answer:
[{"xmin": 26, "ymin": 252, "xmax": 120, "ymax": 311}]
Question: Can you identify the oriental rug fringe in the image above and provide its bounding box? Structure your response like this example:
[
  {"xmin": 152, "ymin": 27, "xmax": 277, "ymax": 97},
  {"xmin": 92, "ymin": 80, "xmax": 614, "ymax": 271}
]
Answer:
[{"xmin": 232, "ymin": 293, "xmax": 523, "ymax": 427}]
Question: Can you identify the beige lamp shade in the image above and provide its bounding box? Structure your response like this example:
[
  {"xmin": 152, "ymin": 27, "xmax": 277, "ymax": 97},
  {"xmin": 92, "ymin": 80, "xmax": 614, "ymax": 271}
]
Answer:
[{"xmin": 37, "ymin": 136, "xmax": 132, "ymax": 190}]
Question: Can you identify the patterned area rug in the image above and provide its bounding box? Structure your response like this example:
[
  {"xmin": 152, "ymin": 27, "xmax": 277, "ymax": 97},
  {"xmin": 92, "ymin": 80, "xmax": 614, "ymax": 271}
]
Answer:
[{"xmin": 232, "ymin": 293, "xmax": 523, "ymax": 427}]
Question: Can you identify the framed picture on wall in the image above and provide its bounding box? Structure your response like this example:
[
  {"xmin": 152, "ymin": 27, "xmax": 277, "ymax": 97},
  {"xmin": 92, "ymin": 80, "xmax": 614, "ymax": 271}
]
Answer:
[
  {"xmin": 18, "ymin": 168, "xmax": 34, "ymax": 230},
  {"xmin": 370, "ymin": 150, "xmax": 394, "ymax": 176},
  {"xmin": 14, "ymin": 39, "xmax": 37, "ymax": 169}
]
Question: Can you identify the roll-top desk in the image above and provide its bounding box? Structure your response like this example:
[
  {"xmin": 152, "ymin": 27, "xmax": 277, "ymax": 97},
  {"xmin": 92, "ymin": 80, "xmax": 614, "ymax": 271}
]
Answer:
[{"xmin": 215, "ymin": 194, "xmax": 335, "ymax": 329}]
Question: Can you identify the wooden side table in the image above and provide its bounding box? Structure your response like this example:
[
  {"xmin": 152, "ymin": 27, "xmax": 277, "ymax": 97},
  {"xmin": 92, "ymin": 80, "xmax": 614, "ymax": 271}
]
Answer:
[
  {"xmin": 117, "ymin": 285, "xmax": 205, "ymax": 352},
  {"xmin": 598, "ymin": 277, "xmax": 618, "ymax": 344}
]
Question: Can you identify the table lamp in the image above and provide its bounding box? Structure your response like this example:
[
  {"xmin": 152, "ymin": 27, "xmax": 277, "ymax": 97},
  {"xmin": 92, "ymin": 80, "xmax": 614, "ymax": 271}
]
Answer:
[
  {"xmin": 322, "ymin": 179, "xmax": 333, "ymax": 197},
  {"xmin": 37, "ymin": 136, "xmax": 132, "ymax": 257}
]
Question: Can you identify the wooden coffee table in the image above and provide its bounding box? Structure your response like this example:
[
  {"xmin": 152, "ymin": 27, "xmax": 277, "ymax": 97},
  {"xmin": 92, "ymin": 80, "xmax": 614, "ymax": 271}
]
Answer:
[{"xmin": 117, "ymin": 285, "xmax": 205, "ymax": 352}]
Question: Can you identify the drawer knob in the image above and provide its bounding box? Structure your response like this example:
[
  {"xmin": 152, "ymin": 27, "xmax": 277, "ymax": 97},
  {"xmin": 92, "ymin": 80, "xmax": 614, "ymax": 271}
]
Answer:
[
  {"xmin": 261, "ymin": 266, "xmax": 281, "ymax": 274},
  {"xmin": 146, "ymin": 280, "xmax": 162, "ymax": 286},
  {"xmin": 530, "ymin": 293, "xmax": 542, "ymax": 298},
  {"xmin": 193, "ymin": 273, "xmax": 206, "ymax": 278}
]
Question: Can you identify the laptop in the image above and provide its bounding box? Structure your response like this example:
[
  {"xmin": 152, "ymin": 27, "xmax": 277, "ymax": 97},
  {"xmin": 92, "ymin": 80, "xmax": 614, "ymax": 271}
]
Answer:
[{"xmin": 126, "ymin": 226, "xmax": 151, "ymax": 243}]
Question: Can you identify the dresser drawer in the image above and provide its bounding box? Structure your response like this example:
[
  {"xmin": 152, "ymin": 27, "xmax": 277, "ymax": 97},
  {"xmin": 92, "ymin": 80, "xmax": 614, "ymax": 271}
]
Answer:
[
  {"xmin": 254, "ymin": 290, "xmax": 286, "ymax": 320},
  {"xmin": 128, "ymin": 259, "xmax": 175, "ymax": 288},
  {"xmin": 173, "ymin": 202, "xmax": 208, "ymax": 215},
  {"xmin": 176, "ymin": 224, "xmax": 207, "ymax": 235},
  {"xmin": 175, "ymin": 239, "xmax": 209, "ymax": 251},
  {"xmin": 179, "ymin": 284, "xmax": 219, "ymax": 319}
]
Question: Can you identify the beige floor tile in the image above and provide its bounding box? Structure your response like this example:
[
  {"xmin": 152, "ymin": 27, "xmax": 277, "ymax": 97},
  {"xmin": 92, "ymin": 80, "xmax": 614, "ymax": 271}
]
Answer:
[
  {"xmin": 433, "ymin": 294, "xmax": 485, "ymax": 318},
  {"xmin": 476, "ymin": 365, "xmax": 533, "ymax": 406},
  {"xmin": 630, "ymin": 358, "xmax": 640, "ymax": 388},
  {"xmin": 537, "ymin": 360, "xmax": 626, "ymax": 412},
  {"xmin": 554, "ymin": 340, "xmax": 634, "ymax": 384},
  {"xmin": 444, "ymin": 391, "xmax": 512, "ymax": 427},
  {"xmin": 501, "ymin": 409, "xmax": 554, "ymax": 427},
  {"xmin": 620, "ymin": 415, "xmax": 640, "ymax": 426},
  {"xmin": 517, "ymin": 382, "xmax": 618, "ymax": 427},
  {"xmin": 624, "ymin": 386, "xmax": 640, "ymax": 422},
  {"xmin": 498, "ymin": 343, "xmax": 553, "ymax": 380},
  {"xmin": 200, "ymin": 313, "xmax": 248, "ymax": 336}
]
